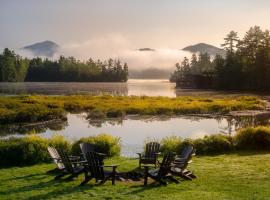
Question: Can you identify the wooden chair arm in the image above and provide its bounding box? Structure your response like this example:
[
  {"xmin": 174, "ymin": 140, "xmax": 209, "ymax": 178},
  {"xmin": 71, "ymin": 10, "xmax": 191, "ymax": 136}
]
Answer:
[
  {"xmin": 97, "ymin": 152, "xmax": 107, "ymax": 157},
  {"xmin": 137, "ymin": 153, "xmax": 142, "ymax": 158},
  {"xmin": 103, "ymin": 165, "xmax": 119, "ymax": 168},
  {"xmin": 143, "ymin": 165, "xmax": 150, "ymax": 174}
]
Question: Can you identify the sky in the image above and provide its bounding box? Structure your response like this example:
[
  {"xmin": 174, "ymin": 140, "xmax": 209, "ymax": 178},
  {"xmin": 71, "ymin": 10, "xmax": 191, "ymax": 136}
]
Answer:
[{"xmin": 1, "ymin": 0, "xmax": 270, "ymax": 70}]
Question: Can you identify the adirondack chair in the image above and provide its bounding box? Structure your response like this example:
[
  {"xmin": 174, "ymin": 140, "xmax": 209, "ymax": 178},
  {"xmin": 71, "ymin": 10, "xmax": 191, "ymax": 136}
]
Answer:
[
  {"xmin": 80, "ymin": 151, "xmax": 119, "ymax": 186},
  {"xmin": 170, "ymin": 145, "xmax": 197, "ymax": 180},
  {"xmin": 143, "ymin": 152, "xmax": 179, "ymax": 186},
  {"xmin": 79, "ymin": 143, "xmax": 106, "ymax": 160},
  {"xmin": 47, "ymin": 146, "xmax": 65, "ymax": 171},
  {"xmin": 53, "ymin": 148, "xmax": 85, "ymax": 180},
  {"xmin": 47, "ymin": 146, "xmax": 82, "ymax": 171},
  {"xmin": 137, "ymin": 142, "xmax": 161, "ymax": 168}
]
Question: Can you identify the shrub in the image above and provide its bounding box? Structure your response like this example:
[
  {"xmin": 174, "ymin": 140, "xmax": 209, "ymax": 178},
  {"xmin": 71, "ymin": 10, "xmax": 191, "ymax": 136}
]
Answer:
[
  {"xmin": 48, "ymin": 134, "xmax": 71, "ymax": 153},
  {"xmin": 71, "ymin": 134, "xmax": 121, "ymax": 157},
  {"xmin": 106, "ymin": 108, "xmax": 125, "ymax": 118},
  {"xmin": 0, "ymin": 135, "xmax": 71, "ymax": 167},
  {"xmin": 160, "ymin": 136, "xmax": 182, "ymax": 154},
  {"xmin": 234, "ymin": 126, "xmax": 270, "ymax": 150},
  {"xmin": 193, "ymin": 134, "xmax": 233, "ymax": 155},
  {"xmin": 87, "ymin": 108, "xmax": 106, "ymax": 119},
  {"xmin": 0, "ymin": 135, "xmax": 49, "ymax": 166}
]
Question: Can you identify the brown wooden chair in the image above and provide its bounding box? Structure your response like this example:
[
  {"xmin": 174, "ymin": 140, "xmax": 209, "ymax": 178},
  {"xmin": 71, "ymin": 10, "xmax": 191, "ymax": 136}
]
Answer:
[
  {"xmin": 137, "ymin": 142, "xmax": 161, "ymax": 168},
  {"xmin": 52, "ymin": 148, "xmax": 86, "ymax": 180},
  {"xmin": 80, "ymin": 151, "xmax": 119, "ymax": 186},
  {"xmin": 170, "ymin": 145, "xmax": 197, "ymax": 180},
  {"xmin": 143, "ymin": 152, "xmax": 178, "ymax": 186}
]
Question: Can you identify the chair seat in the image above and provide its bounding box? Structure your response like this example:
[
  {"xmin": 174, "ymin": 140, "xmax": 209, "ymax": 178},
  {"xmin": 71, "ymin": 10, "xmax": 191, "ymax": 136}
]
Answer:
[
  {"xmin": 140, "ymin": 158, "xmax": 156, "ymax": 163},
  {"xmin": 148, "ymin": 169, "xmax": 159, "ymax": 176}
]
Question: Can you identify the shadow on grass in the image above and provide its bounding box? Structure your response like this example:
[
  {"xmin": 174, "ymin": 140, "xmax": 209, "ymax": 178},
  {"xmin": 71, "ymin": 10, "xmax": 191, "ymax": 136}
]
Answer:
[
  {"xmin": 124, "ymin": 182, "xmax": 167, "ymax": 195},
  {"xmin": 0, "ymin": 172, "xmax": 96, "ymax": 198}
]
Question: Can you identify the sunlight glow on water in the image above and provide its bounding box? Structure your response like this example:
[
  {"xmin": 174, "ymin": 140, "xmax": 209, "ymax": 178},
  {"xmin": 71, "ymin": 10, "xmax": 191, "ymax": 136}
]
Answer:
[{"xmin": 39, "ymin": 114, "xmax": 232, "ymax": 157}]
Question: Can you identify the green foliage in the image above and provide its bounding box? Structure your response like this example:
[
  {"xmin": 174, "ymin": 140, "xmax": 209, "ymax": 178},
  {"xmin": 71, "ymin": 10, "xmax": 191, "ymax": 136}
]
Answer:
[
  {"xmin": 160, "ymin": 127, "xmax": 270, "ymax": 155},
  {"xmin": 71, "ymin": 134, "xmax": 121, "ymax": 157},
  {"xmin": 171, "ymin": 26, "xmax": 270, "ymax": 91},
  {"xmin": 48, "ymin": 135, "xmax": 71, "ymax": 153},
  {"xmin": 193, "ymin": 135, "xmax": 233, "ymax": 155},
  {"xmin": 106, "ymin": 108, "xmax": 125, "ymax": 118},
  {"xmin": 0, "ymin": 50, "xmax": 128, "ymax": 82},
  {"xmin": 0, "ymin": 134, "xmax": 120, "ymax": 167},
  {"xmin": 160, "ymin": 135, "xmax": 233, "ymax": 155},
  {"xmin": 0, "ymin": 135, "xmax": 50, "ymax": 166},
  {"xmin": 234, "ymin": 126, "xmax": 270, "ymax": 150},
  {"xmin": 160, "ymin": 136, "xmax": 182, "ymax": 154}
]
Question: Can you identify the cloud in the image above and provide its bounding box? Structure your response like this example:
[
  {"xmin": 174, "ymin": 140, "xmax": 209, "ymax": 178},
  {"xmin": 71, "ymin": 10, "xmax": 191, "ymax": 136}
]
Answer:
[
  {"xmin": 15, "ymin": 34, "xmax": 192, "ymax": 71},
  {"xmin": 59, "ymin": 34, "xmax": 192, "ymax": 70}
]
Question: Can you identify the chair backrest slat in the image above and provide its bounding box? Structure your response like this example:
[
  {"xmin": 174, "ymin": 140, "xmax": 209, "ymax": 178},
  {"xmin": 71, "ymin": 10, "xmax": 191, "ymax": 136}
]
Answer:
[
  {"xmin": 47, "ymin": 146, "xmax": 65, "ymax": 169},
  {"xmin": 57, "ymin": 149, "xmax": 74, "ymax": 173},
  {"xmin": 85, "ymin": 152, "xmax": 105, "ymax": 179},
  {"xmin": 80, "ymin": 143, "xmax": 95, "ymax": 155},
  {"xmin": 158, "ymin": 152, "xmax": 176, "ymax": 177},
  {"xmin": 180, "ymin": 145, "xmax": 194, "ymax": 160},
  {"xmin": 145, "ymin": 142, "xmax": 160, "ymax": 158}
]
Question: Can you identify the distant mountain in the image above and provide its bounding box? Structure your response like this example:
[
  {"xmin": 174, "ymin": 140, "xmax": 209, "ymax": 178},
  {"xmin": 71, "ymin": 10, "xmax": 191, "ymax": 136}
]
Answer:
[
  {"xmin": 138, "ymin": 48, "xmax": 155, "ymax": 51},
  {"xmin": 23, "ymin": 40, "xmax": 59, "ymax": 57},
  {"xmin": 129, "ymin": 68, "xmax": 170, "ymax": 79},
  {"xmin": 182, "ymin": 43, "xmax": 226, "ymax": 56}
]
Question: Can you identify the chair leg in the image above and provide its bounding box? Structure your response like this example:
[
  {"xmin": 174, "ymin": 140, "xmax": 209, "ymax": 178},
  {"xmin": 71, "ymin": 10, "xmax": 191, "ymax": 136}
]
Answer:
[
  {"xmin": 166, "ymin": 176, "xmax": 180, "ymax": 184},
  {"xmin": 144, "ymin": 166, "xmax": 149, "ymax": 186},
  {"xmin": 54, "ymin": 173, "xmax": 66, "ymax": 180},
  {"xmin": 144, "ymin": 174, "xmax": 148, "ymax": 186},
  {"xmin": 80, "ymin": 176, "xmax": 93, "ymax": 186}
]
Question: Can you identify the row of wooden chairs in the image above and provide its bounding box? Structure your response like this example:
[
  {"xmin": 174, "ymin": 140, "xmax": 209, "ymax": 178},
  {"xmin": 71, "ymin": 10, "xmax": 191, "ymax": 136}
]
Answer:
[{"xmin": 47, "ymin": 142, "xmax": 196, "ymax": 186}]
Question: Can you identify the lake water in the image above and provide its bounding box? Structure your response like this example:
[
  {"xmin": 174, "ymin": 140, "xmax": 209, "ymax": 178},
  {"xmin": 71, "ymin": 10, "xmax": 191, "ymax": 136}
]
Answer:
[
  {"xmin": 1, "ymin": 79, "xmax": 270, "ymax": 157},
  {"xmin": 2, "ymin": 113, "xmax": 270, "ymax": 157},
  {"xmin": 0, "ymin": 79, "xmax": 177, "ymax": 97}
]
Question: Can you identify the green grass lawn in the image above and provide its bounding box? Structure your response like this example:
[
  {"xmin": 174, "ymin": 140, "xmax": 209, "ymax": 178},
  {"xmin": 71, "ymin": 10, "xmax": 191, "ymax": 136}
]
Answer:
[{"xmin": 1, "ymin": 153, "xmax": 270, "ymax": 200}]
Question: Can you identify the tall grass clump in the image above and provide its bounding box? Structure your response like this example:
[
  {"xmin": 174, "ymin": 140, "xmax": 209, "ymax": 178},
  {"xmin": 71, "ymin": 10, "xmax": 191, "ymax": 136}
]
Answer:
[
  {"xmin": 160, "ymin": 135, "xmax": 233, "ymax": 155},
  {"xmin": 234, "ymin": 126, "xmax": 270, "ymax": 150},
  {"xmin": 71, "ymin": 134, "xmax": 121, "ymax": 157},
  {"xmin": 193, "ymin": 135, "xmax": 233, "ymax": 155},
  {"xmin": 160, "ymin": 136, "xmax": 182, "ymax": 154},
  {"xmin": 0, "ymin": 135, "xmax": 71, "ymax": 167}
]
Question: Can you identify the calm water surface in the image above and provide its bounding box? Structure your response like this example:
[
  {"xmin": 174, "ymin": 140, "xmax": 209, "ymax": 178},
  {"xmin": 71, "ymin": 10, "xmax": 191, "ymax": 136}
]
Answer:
[
  {"xmin": 0, "ymin": 79, "xmax": 177, "ymax": 97},
  {"xmin": 1, "ymin": 79, "xmax": 270, "ymax": 157},
  {"xmin": 2, "ymin": 113, "xmax": 270, "ymax": 157}
]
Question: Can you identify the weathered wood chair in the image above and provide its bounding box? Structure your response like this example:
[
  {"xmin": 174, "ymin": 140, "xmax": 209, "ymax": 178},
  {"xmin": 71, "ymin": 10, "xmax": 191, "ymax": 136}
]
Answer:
[
  {"xmin": 47, "ymin": 146, "xmax": 65, "ymax": 171},
  {"xmin": 143, "ymin": 152, "xmax": 178, "ymax": 186},
  {"xmin": 53, "ymin": 148, "xmax": 85, "ymax": 180},
  {"xmin": 137, "ymin": 142, "xmax": 161, "ymax": 168},
  {"xmin": 79, "ymin": 143, "xmax": 106, "ymax": 160},
  {"xmin": 170, "ymin": 145, "xmax": 197, "ymax": 180},
  {"xmin": 80, "ymin": 143, "xmax": 95, "ymax": 155},
  {"xmin": 80, "ymin": 151, "xmax": 119, "ymax": 186}
]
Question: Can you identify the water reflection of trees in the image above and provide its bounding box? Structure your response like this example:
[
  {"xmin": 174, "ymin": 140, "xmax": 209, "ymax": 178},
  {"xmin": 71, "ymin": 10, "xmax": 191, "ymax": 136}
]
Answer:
[
  {"xmin": 0, "ymin": 82, "xmax": 128, "ymax": 95},
  {"xmin": 87, "ymin": 118, "xmax": 124, "ymax": 128},
  {"xmin": 0, "ymin": 120, "xmax": 68, "ymax": 136},
  {"xmin": 221, "ymin": 115, "xmax": 270, "ymax": 135}
]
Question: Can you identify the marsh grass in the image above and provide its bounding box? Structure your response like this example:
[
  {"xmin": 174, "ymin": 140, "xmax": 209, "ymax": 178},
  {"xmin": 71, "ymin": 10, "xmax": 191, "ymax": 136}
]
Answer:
[{"xmin": 0, "ymin": 95, "xmax": 265, "ymax": 124}]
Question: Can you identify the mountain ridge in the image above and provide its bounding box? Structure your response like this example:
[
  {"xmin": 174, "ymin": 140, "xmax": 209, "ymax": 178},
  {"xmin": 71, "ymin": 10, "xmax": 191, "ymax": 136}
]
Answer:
[
  {"xmin": 22, "ymin": 40, "xmax": 59, "ymax": 57},
  {"xmin": 182, "ymin": 43, "xmax": 226, "ymax": 56}
]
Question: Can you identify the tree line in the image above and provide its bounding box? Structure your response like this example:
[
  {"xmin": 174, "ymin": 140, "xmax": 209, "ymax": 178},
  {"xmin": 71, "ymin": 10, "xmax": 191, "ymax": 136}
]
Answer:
[
  {"xmin": 0, "ymin": 49, "xmax": 128, "ymax": 82},
  {"xmin": 170, "ymin": 26, "xmax": 270, "ymax": 91}
]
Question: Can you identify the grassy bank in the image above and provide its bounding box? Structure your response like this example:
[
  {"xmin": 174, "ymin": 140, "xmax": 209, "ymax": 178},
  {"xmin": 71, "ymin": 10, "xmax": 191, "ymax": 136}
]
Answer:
[
  {"xmin": 0, "ymin": 95, "xmax": 265, "ymax": 124},
  {"xmin": 2, "ymin": 126, "xmax": 270, "ymax": 167},
  {"xmin": 0, "ymin": 153, "xmax": 270, "ymax": 200}
]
